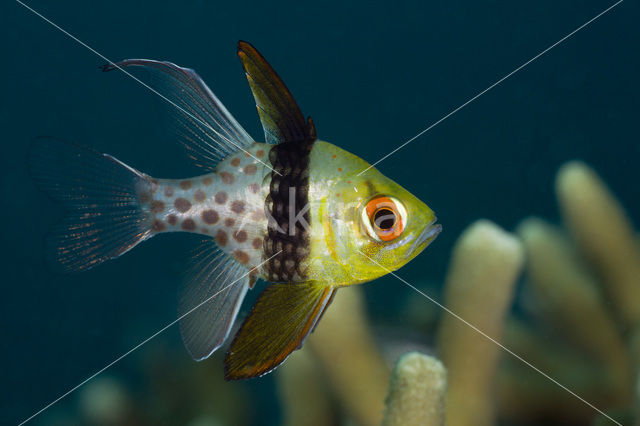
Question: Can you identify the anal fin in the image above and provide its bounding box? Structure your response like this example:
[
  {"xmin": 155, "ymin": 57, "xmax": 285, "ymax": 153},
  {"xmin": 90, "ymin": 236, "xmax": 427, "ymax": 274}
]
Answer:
[{"xmin": 224, "ymin": 282, "xmax": 335, "ymax": 380}]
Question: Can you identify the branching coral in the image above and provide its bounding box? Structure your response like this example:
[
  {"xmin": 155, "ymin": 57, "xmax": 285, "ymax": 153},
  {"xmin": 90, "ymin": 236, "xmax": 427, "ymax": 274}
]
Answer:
[
  {"xmin": 498, "ymin": 161, "xmax": 640, "ymax": 424},
  {"xmin": 517, "ymin": 218, "xmax": 632, "ymax": 405}
]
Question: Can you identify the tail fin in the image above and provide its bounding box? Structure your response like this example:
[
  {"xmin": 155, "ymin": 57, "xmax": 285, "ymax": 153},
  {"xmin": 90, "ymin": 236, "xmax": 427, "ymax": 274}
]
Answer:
[{"xmin": 29, "ymin": 138, "xmax": 153, "ymax": 273}]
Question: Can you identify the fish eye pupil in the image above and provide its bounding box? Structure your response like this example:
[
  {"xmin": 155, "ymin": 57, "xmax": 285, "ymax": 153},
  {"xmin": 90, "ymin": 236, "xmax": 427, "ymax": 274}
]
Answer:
[{"xmin": 374, "ymin": 208, "xmax": 396, "ymax": 230}]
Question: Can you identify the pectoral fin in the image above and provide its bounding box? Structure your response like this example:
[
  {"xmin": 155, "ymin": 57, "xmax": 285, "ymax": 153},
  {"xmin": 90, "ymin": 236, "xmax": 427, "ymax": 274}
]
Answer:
[{"xmin": 224, "ymin": 281, "xmax": 335, "ymax": 380}]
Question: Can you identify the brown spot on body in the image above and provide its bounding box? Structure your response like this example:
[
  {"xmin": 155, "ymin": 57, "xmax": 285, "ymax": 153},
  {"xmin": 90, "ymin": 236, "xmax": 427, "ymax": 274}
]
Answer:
[
  {"xmin": 202, "ymin": 209, "xmax": 219, "ymax": 224},
  {"xmin": 164, "ymin": 186, "xmax": 175, "ymax": 197},
  {"xmin": 225, "ymin": 218, "xmax": 235, "ymax": 227},
  {"xmin": 243, "ymin": 164, "xmax": 257, "ymax": 175},
  {"xmin": 215, "ymin": 191, "xmax": 228, "ymax": 204},
  {"xmin": 181, "ymin": 218, "xmax": 196, "ymax": 231},
  {"xmin": 167, "ymin": 214, "xmax": 177, "ymax": 226},
  {"xmin": 256, "ymin": 149, "xmax": 265, "ymax": 158},
  {"xmin": 220, "ymin": 172, "xmax": 235, "ymax": 184},
  {"xmin": 231, "ymin": 157, "xmax": 241, "ymax": 167},
  {"xmin": 194, "ymin": 189, "xmax": 206, "ymax": 203},
  {"xmin": 152, "ymin": 220, "xmax": 166, "ymax": 232},
  {"xmin": 180, "ymin": 180, "xmax": 192, "ymax": 190},
  {"xmin": 248, "ymin": 183, "xmax": 260, "ymax": 194},
  {"xmin": 234, "ymin": 250, "xmax": 250, "ymax": 264},
  {"xmin": 139, "ymin": 191, "xmax": 152, "ymax": 203},
  {"xmin": 332, "ymin": 154, "xmax": 337, "ymax": 159},
  {"xmin": 216, "ymin": 229, "xmax": 228, "ymax": 246},
  {"xmin": 231, "ymin": 200, "xmax": 245, "ymax": 214},
  {"xmin": 151, "ymin": 200, "xmax": 165, "ymax": 213},
  {"xmin": 338, "ymin": 167, "xmax": 342, "ymax": 172},
  {"xmin": 175, "ymin": 198, "xmax": 191, "ymax": 212},
  {"xmin": 249, "ymin": 272, "xmax": 257, "ymax": 288},
  {"xmin": 252, "ymin": 238, "xmax": 263, "ymax": 249},
  {"xmin": 202, "ymin": 177, "xmax": 213, "ymax": 186},
  {"xmin": 233, "ymin": 230, "xmax": 248, "ymax": 243},
  {"xmin": 251, "ymin": 209, "xmax": 265, "ymax": 221}
]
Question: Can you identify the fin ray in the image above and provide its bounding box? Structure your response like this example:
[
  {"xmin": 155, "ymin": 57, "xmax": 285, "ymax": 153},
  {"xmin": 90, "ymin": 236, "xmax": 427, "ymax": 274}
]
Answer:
[
  {"xmin": 224, "ymin": 282, "xmax": 335, "ymax": 380},
  {"xmin": 179, "ymin": 243, "xmax": 250, "ymax": 361},
  {"xmin": 29, "ymin": 138, "xmax": 153, "ymax": 272}
]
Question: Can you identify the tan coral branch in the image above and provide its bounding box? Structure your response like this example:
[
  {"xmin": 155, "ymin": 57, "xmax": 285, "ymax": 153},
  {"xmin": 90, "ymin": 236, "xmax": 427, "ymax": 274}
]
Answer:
[
  {"xmin": 556, "ymin": 161, "xmax": 640, "ymax": 330},
  {"xmin": 437, "ymin": 220, "xmax": 524, "ymax": 426},
  {"xmin": 308, "ymin": 286, "xmax": 389, "ymax": 426},
  {"xmin": 517, "ymin": 217, "xmax": 632, "ymax": 404},
  {"xmin": 276, "ymin": 349, "xmax": 334, "ymax": 426},
  {"xmin": 382, "ymin": 352, "xmax": 447, "ymax": 426}
]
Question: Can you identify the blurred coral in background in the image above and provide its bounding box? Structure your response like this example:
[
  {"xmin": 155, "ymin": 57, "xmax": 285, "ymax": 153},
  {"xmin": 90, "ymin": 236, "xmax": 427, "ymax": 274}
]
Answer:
[{"xmin": 54, "ymin": 161, "xmax": 639, "ymax": 425}]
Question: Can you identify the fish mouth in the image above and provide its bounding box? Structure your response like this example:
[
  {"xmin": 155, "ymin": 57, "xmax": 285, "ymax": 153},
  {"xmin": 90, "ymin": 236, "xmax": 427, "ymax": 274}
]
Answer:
[{"xmin": 408, "ymin": 218, "xmax": 442, "ymax": 257}]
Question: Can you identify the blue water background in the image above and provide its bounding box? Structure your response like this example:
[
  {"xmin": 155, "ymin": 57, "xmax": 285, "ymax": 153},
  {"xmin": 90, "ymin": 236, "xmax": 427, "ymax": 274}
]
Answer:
[{"xmin": 2, "ymin": 0, "xmax": 639, "ymax": 424}]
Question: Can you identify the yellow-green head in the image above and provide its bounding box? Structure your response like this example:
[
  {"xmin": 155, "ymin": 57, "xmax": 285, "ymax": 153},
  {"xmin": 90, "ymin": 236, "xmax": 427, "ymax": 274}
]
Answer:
[{"xmin": 306, "ymin": 141, "xmax": 441, "ymax": 286}]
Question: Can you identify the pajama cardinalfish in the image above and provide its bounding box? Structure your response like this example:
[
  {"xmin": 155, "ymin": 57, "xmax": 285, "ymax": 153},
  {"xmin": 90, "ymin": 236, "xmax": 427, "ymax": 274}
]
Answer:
[{"xmin": 29, "ymin": 41, "xmax": 441, "ymax": 379}]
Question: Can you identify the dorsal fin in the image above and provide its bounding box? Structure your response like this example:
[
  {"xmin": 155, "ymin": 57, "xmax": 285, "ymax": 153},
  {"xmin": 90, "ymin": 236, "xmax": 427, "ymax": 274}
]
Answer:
[
  {"xmin": 307, "ymin": 116, "xmax": 317, "ymax": 140},
  {"xmin": 237, "ymin": 41, "xmax": 316, "ymax": 144}
]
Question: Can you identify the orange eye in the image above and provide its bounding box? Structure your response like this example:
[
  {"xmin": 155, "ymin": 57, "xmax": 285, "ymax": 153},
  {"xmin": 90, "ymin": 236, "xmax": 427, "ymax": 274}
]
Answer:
[{"xmin": 362, "ymin": 196, "xmax": 406, "ymax": 242}]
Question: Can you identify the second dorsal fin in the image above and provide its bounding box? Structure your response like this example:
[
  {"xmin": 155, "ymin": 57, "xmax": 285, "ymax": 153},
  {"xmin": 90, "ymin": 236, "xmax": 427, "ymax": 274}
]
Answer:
[
  {"xmin": 102, "ymin": 59, "xmax": 254, "ymax": 171},
  {"xmin": 237, "ymin": 41, "xmax": 316, "ymax": 144}
]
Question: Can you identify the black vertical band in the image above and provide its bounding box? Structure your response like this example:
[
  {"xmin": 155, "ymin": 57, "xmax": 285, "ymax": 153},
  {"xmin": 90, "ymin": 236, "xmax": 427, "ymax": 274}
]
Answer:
[{"xmin": 263, "ymin": 140, "xmax": 315, "ymax": 282}]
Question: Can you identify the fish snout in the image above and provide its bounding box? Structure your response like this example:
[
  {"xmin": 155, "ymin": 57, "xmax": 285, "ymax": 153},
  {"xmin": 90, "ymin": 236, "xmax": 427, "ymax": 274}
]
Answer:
[{"xmin": 407, "ymin": 218, "xmax": 442, "ymax": 258}]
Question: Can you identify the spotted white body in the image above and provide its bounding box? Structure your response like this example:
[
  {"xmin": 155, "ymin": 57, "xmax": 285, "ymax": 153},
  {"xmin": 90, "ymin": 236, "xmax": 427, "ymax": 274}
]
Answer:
[{"xmin": 145, "ymin": 143, "xmax": 270, "ymax": 277}]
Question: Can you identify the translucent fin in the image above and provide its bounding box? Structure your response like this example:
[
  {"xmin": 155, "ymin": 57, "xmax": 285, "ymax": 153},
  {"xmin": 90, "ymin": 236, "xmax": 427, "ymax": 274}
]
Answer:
[
  {"xmin": 28, "ymin": 138, "xmax": 153, "ymax": 273},
  {"xmin": 237, "ymin": 41, "xmax": 316, "ymax": 144},
  {"xmin": 224, "ymin": 282, "xmax": 335, "ymax": 380},
  {"xmin": 102, "ymin": 59, "xmax": 253, "ymax": 170},
  {"xmin": 179, "ymin": 243, "xmax": 250, "ymax": 361}
]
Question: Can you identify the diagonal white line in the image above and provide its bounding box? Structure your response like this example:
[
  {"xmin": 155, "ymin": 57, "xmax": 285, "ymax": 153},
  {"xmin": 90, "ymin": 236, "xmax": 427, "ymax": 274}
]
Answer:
[
  {"xmin": 18, "ymin": 250, "xmax": 282, "ymax": 426},
  {"xmin": 14, "ymin": 0, "xmax": 625, "ymax": 424},
  {"xmin": 358, "ymin": 0, "xmax": 624, "ymax": 176},
  {"xmin": 15, "ymin": 0, "xmax": 281, "ymax": 176},
  {"xmin": 357, "ymin": 249, "xmax": 622, "ymax": 426}
]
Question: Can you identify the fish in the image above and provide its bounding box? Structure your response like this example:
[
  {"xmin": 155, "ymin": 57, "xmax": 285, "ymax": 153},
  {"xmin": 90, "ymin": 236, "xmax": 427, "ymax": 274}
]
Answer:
[{"xmin": 29, "ymin": 41, "xmax": 442, "ymax": 380}]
